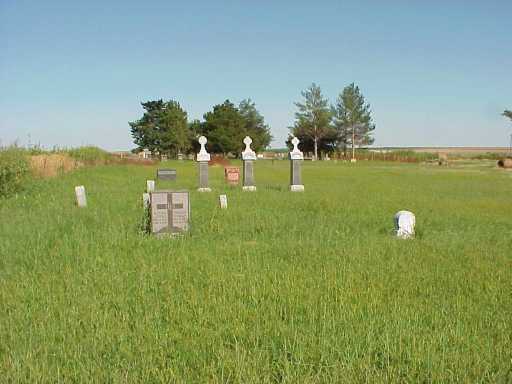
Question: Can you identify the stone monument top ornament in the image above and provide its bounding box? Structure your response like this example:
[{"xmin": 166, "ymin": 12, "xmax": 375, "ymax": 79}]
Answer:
[
  {"xmin": 242, "ymin": 136, "xmax": 256, "ymax": 161},
  {"xmin": 289, "ymin": 136, "xmax": 304, "ymax": 160},
  {"xmin": 197, "ymin": 135, "xmax": 210, "ymax": 162}
]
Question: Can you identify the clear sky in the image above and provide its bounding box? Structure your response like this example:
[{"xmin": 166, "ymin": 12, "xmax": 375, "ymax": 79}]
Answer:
[{"xmin": 1, "ymin": 0, "xmax": 511, "ymax": 150}]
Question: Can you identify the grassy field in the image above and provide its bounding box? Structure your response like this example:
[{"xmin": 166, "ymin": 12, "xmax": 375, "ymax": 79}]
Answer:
[{"xmin": 1, "ymin": 160, "xmax": 511, "ymax": 383}]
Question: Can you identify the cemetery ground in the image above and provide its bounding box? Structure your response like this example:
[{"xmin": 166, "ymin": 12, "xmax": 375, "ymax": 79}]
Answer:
[{"xmin": 1, "ymin": 160, "xmax": 511, "ymax": 383}]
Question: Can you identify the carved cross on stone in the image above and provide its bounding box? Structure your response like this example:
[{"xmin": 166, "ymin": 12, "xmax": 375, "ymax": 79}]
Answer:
[
  {"xmin": 197, "ymin": 135, "xmax": 210, "ymax": 162},
  {"xmin": 242, "ymin": 136, "xmax": 256, "ymax": 160},
  {"xmin": 289, "ymin": 136, "xmax": 304, "ymax": 160}
]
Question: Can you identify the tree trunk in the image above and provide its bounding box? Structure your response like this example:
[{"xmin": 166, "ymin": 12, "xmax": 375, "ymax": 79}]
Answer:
[
  {"xmin": 351, "ymin": 125, "xmax": 355, "ymax": 160},
  {"xmin": 313, "ymin": 137, "xmax": 318, "ymax": 161}
]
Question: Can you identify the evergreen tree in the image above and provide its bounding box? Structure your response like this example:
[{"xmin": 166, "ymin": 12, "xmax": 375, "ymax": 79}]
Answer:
[
  {"xmin": 202, "ymin": 100, "xmax": 246, "ymax": 155},
  {"xmin": 332, "ymin": 83, "xmax": 375, "ymax": 159},
  {"xmin": 291, "ymin": 83, "xmax": 333, "ymax": 160},
  {"xmin": 129, "ymin": 99, "xmax": 191, "ymax": 158},
  {"xmin": 239, "ymin": 99, "xmax": 272, "ymax": 152},
  {"xmin": 503, "ymin": 110, "xmax": 512, "ymax": 121}
]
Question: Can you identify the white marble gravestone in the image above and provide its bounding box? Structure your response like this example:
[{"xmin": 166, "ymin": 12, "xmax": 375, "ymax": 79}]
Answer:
[
  {"xmin": 289, "ymin": 136, "xmax": 304, "ymax": 192},
  {"xmin": 142, "ymin": 193, "xmax": 150, "ymax": 209},
  {"xmin": 197, "ymin": 136, "xmax": 211, "ymax": 192},
  {"xmin": 75, "ymin": 185, "xmax": 87, "ymax": 207},
  {"xmin": 395, "ymin": 211, "xmax": 416, "ymax": 239},
  {"xmin": 219, "ymin": 194, "xmax": 228, "ymax": 209},
  {"xmin": 242, "ymin": 136, "xmax": 256, "ymax": 191},
  {"xmin": 146, "ymin": 180, "xmax": 155, "ymax": 193}
]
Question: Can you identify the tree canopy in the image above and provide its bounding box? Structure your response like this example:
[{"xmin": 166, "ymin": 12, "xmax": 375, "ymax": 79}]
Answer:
[
  {"xmin": 130, "ymin": 98, "xmax": 271, "ymax": 157},
  {"xmin": 503, "ymin": 110, "xmax": 512, "ymax": 121},
  {"xmin": 129, "ymin": 100, "xmax": 190, "ymax": 157},
  {"xmin": 291, "ymin": 83, "xmax": 333, "ymax": 160},
  {"xmin": 332, "ymin": 83, "xmax": 375, "ymax": 158}
]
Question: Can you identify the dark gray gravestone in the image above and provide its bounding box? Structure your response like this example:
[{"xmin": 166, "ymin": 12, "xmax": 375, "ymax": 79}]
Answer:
[
  {"xmin": 150, "ymin": 190, "xmax": 190, "ymax": 236},
  {"xmin": 198, "ymin": 162, "xmax": 210, "ymax": 190},
  {"xmin": 242, "ymin": 136, "xmax": 257, "ymax": 191},
  {"xmin": 157, "ymin": 169, "xmax": 177, "ymax": 181}
]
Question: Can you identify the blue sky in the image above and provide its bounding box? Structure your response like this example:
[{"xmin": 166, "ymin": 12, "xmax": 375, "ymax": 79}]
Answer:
[{"xmin": 1, "ymin": 0, "xmax": 511, "ymax": 150}]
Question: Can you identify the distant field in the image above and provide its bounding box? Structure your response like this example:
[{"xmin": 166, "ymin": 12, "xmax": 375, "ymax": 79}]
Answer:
[
  {"xmin": 378, "ymin": 147, "xmax": 511, "ymax": 155},
  {"xmin": 1, "ymin": 160, "xmax": 511, "ymax": 382}
]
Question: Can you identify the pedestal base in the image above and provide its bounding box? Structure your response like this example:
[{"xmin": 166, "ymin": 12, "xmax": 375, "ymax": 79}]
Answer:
[
  {"xmin": 290, "ymin": 185, "xmax": 304, "ymax": 192},
  {"xmin": 197, "ymin": 188, "xmax": 212, "ymax": 192},
  {"xmin": 242, "ymin": 186, "xmax": 257, "ymax": 192}
]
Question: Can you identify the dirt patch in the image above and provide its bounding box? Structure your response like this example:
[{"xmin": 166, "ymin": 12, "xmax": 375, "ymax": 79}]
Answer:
[
  {"xmin": 209, "ymin": 155, "xmax": 231, "ymax": 167},
  {"xmin": 31, "ymin": 154, "xmax": 82, "ymax": 178}
]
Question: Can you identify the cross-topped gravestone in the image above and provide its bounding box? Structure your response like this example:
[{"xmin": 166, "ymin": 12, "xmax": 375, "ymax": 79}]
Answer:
[
  {"xmin": 242, "ymin": 136, "xmax": 256, "ymax": 191},
  {"xmin": 197, "ymin": 136, "xmax": 211, "ymax": 192},
  {"xmin": 289, "ymin": 136, "xmax": 304, "ymax": 192}
]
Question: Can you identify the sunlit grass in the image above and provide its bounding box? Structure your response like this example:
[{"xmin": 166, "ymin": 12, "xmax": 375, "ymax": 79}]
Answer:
[{"xmin": 1, "ymin": 160, "xmax": 511, "ymax": 382}]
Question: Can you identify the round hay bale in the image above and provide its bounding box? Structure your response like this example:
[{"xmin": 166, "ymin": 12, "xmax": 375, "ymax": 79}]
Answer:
[{"xmin": 497, "ymin": 158, "xmax": 512, "ymax": 168}]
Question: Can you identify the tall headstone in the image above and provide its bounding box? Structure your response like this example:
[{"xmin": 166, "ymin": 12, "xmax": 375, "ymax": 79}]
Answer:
[
  {"xmin": 242, "ymin": 136, "xmax": 256, "ymax": 191},
  {"xmin": 289, "ymin": 137, "xmax": 304, "ymax": 192},
  {"xmin": 75, "ymin": 185, "xmax": 87, "ymax": 207},
  {"xmin": 394, "ymin": 211, "xmax": 416, "ymax": 239},
  {"xmin": 197, "ymin": 136, "xmax": 211, "ymax": 192}
]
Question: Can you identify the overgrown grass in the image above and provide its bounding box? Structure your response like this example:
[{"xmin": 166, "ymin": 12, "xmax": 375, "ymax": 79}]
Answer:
[
  {"xmin": 0, "ymin": 161, "xmax": 511, "ymax": 382},
  {"xmin": 66, "ymin": 146, "xmax": 112, "ymax": 165},
  {"xmin": 0, "ymin": 146, "xmax": 30, "ymax": 197}
]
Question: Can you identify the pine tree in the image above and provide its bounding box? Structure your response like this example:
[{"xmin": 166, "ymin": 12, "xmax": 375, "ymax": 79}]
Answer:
[
  {"xmin": 292, "ymin": 83, "xmax": 333, "ymax": 160},
  {"xmin": 332, "ymin": 83, "xmax": 375, "ymax": 159}
]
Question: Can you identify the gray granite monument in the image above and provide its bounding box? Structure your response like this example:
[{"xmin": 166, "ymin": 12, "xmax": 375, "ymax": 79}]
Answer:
[
  {"xmin": 150, "ymin": 190, "xmax": 190, "ymax": 236},
  {"xmin": 242, "ymin": 136, "xmax": 256, "ymax": 191},
  {"xmin": 289, "ymin": 137, "xmax": 304, "ymax": 192},
  {"xmin": 197, "ymin": 136, "xmax": 211, "ymax": 192}
]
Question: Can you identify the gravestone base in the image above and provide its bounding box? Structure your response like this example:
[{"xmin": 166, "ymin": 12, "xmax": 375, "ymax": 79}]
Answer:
[
  {"xmin": 350, "ymin": 158, "xmax": 357, "ymax": 163},
  {"xmin": 290, "ymin": 185, "xmax": 304, "ymax": 192},
  {"xmin": 242, "ymin": 186, "xmax": 257, "ymax": 192},
  {"xmin": 197, "ymin": 187, "xmax": 212, "ymax": 192}
]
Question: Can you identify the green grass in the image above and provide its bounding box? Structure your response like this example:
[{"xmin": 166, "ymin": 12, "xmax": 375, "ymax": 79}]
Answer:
[{"xmin": 1, "ymin": 160, "xmax": 511, "ymax": 383}]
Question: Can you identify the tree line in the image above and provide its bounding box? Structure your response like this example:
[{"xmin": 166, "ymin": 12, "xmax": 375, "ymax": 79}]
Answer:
[
  {"xmin": 129, "ymin": 82, "xmax": 375, "ymax": 159},
  {"xmin": 290, "ymin": 83, "xmax": 375, "ymax": 160},
  {"xmin": 129, "ymin": 99, "xmax": 272, "ymax": 158}
]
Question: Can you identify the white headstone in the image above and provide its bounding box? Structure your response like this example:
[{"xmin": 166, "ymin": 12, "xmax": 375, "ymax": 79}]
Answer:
[
  {"xmin": 75, "ymin": 185, "xmax": 87, "ymax": 207},
  {"xmin": 395, "ymin": 211, "xmax": 416, "ymax": 239},
  {"xmin": 241, "ymin": 136, "xmax": 256, "ymax": 160},
  {"xmin": 197, "ymin": 136, "xmax": 211, "ymax": 162},
  {"xmin": 146, "ymin": 180, "xmax": 155, "ymax": 193},
  {"xmin": 289, "ymin": 136, "xmax": 304, "ymax": 160},
  {"xmin": 219, "ymin": 194, "xmax": 228, "ymax": 209}
]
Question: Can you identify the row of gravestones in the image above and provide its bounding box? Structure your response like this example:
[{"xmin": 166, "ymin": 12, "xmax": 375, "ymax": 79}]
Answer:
[{"xmin": 196, "ymin": 135, "xmax": 305, "ymax": 192}]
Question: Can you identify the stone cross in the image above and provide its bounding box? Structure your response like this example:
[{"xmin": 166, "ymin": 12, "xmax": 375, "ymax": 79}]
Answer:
[
  {"xmin": 197, "ymin": 136, "xmax": 211, "ymax": 192},
  {"xmin": 289, "ymin": 136, "xmax": 304, "ymax": 191},
  {"xmin": 242, "ymin": 136, "xmax": 256, "ymax": 191},
  {"xmin": 394, "ymin": 211, "xmax": 416, "ymax": 239}
]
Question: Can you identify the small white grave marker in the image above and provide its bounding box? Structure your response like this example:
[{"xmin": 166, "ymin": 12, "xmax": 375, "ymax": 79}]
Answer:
[
  {"xmin": 75, "ymin": 185, "xmax": 87, "ymax": 207},
  {"xmin": 219, "ymin": 194, "xmax": 228, "ymax": 209},
  {"xmin": 146, "ymin": 180, "xmax": 155, "ymax": 193},
  {"xmin": 395, "ymin": 211, "xmax": 416, "ymax": 239}
]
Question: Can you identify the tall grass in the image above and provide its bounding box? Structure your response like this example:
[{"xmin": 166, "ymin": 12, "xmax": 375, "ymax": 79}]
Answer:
[
  {"xmin": 0, "ymin": 146, "xmax": 30, "ymax": 197},
  {"xmin": 0, "ymin": 160, "xmax": 511, "ymax": 382}
]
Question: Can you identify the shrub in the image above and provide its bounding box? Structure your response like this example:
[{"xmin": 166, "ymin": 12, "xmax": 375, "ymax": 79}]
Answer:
[{"xmin": 0, "ymin": 147, "xmax": 30, "ymax": 198}]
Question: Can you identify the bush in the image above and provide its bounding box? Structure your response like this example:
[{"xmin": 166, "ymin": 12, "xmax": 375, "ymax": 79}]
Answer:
[
  {"xmin": 0, "ymin": 147, "xmax": 30, "ymax": 198},
  {"xmin": 66, "ymin": 146, "xmax": 112, "ymax": 165}
]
